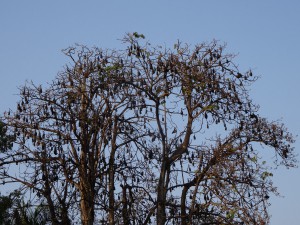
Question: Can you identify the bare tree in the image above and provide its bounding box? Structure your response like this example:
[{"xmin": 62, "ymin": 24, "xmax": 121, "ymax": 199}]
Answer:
[{"xmin": 0, "ymin": 33, "xmax": 296, "ymax": 225}]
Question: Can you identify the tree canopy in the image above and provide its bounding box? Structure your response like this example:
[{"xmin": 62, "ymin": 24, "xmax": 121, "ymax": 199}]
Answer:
[
  {"xmin": 0, "ymin": 33, "xmax": 296, "ymax": 225},
  {"xmin": 0, "ymin": 190, "xmax": 49, "ymax": 225},
  {"xmin": 0, "ymin": 121, "xmax": 15, "ymax": 153}
]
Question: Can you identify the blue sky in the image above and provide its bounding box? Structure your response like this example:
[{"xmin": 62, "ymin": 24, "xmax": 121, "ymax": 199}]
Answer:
[{"xmin": 1, "ymin": 1, "xmax": 299, "ymax": 224}]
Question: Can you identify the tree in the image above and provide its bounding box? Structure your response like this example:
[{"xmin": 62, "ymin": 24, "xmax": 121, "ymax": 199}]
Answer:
[
  {"xmin": 0, "ymin": 33, "xmax": 296, "ymax": 225},
  {"xmin": 0, "ymin": 192, "xmax": 12, "ymax": 225},
  {"xmin": 0, "ymin": 121, "xmax": 15, "ymax": 153},
  {"xmin": 0, "ymin": 190, "xmax": 49, "ymax": 225}
]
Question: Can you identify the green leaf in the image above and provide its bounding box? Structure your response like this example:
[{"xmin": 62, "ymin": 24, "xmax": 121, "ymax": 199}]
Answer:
[{"xmin": 133, "ymin": 32, "xmax": 145, "ymax": 39}]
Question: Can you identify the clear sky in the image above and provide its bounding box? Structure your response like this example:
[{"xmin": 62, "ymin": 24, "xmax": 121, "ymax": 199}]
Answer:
[{"xmin": 0, "ymin": 1, "xmax": 299, "ymax": 224}]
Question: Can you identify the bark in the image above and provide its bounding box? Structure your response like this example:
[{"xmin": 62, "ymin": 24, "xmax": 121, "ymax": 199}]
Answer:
[
  {"xmin": 108, "ymin": 116, "xmax": 118, "ymax": 225},
  {"xmin": 181, "ymin": 186, "xmax": 189, "ymax": 225},
  {"xmin": 44, "ymin": 191, "xmax": 60, "ymax": 225},
  {"xmin": 122, "ymin": 185, "xmax": 130, "ymax": 225},
  {"xmin": 108, "ymin": 155, "xmax": 115, "ymax": 224},
  {"xmin": 157, "ymin": 165, "xmax": 167, "ymax": 225},
  {"xmin": 60, "ymin": 206, "xmax": 71, "ymax": 225},
  {"xmin": 79, "ymin": 141, "xmax": 96, "ymax": 225},
  {"xmin": 42, "ymin": 164, "xmax": 61, "ymax": 225},
  {"xmin": 79, "ymin": 76, "xmax": 96, "ymax": 225},
  {"xmin": 80, "ymin": 189, "xmax": 95, "ymax": 225},
  {"xmin": 156, "ymin": 100, "xmax": 168, "ymax": 225}
]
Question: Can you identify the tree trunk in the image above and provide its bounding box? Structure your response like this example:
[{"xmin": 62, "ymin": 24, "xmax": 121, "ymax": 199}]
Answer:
[
  {"xmin": 61, "ymin": 206, "xmax": 71, "ymax": 225},
  {"xmin": 80, "ymin": 188, "xmax": 95, "ymax": 225},
  {"xmin": 108, "ymin": 116, "xmax": 118, "ymax": 225},
  {"xmin": 157, "ymin": 162, "xmax": 167, "ymax": 225},
  {"xmin": 108, "ymin": 165, "xmax": 115, "ymax": 225},
  {"xmin": 181, "ymin": 186, "xmax": 188, "ymax": 225},
  {"xmin": 122, "ymin": 185, "xmax": 130, "ymax": 225}
]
